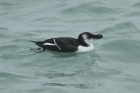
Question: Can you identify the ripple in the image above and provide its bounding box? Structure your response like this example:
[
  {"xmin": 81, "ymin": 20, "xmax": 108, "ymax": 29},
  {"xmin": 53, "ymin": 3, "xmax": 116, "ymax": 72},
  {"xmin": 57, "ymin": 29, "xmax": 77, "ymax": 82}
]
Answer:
[
  {"xmin": 0, "ymin": 71, "xmax": 27, "ymax": 81},
  {"xmin": 100, "ymin": 39, "xmax": 140, "ymax": 63},
  {"xmin": 42, "ymin": 82, "xmax": 95, "ymax": 89},
  {"xmin": 35, "ymin": 72, "xmax": 76, "ymax": 78},
  {"xmin": 0, "ymin": 27, "xmax": 9, "ymax": 30},
  {"xmin": 0, "ymin": 27, "xmax": 9, "ymax": 37},
  {"xmin": 35, "ymin": 68, "xmax": 89, "ymax": 79}
]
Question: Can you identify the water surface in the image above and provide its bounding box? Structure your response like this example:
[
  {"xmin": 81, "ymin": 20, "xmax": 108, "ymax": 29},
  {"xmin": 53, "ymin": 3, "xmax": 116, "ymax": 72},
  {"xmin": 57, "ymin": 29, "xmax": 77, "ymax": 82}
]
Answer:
[{"xmin": 0, "ymin": 0, "xmax": 140, "ymax": 93}]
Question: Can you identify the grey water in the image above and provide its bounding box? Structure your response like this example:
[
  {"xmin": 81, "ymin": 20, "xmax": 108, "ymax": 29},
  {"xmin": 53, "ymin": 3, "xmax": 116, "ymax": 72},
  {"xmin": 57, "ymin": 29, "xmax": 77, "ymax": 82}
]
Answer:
[{"xmin": 0, "ymin": 0, "xmax": 140, "ymax": 93}]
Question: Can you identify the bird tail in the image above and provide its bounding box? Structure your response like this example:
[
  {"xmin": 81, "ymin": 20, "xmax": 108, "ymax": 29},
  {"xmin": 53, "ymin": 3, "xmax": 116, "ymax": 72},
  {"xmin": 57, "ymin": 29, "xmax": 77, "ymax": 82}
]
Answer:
[
  {"xmin": 28, "ymin": 40, "xmax": 37, "ymax": 43},
  {"xmin": 28, "ymin": 40, "xmax": 44, "ymax": 47},
  {"xmin": 29, "ymin": 40, "xmax": 46, "ymax": 52}
]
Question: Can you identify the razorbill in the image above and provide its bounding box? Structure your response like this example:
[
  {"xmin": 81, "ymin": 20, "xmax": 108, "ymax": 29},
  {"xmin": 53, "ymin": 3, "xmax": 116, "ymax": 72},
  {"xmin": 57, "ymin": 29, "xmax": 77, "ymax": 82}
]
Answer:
[{"xmin": 29, "ymin": 32, "xmax": 103, "ymax": 52}]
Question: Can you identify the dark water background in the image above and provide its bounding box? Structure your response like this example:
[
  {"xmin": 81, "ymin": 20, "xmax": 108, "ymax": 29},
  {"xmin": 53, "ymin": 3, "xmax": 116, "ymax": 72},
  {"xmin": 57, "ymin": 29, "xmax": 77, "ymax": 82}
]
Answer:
[{"xmin": 0, "ymin": 0, "xmax": 140, "ymax": 93}]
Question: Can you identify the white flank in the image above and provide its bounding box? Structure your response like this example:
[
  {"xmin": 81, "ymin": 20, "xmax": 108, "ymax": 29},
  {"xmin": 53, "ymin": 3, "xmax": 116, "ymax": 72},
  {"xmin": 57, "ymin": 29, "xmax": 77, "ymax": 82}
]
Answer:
[
  {"xmin": 43, "ymin": 43, "xmax": 55, "ymax": 45},
  {"xmin": 76, "ymin": 44, "xmax": 94, "ymax": 52}
]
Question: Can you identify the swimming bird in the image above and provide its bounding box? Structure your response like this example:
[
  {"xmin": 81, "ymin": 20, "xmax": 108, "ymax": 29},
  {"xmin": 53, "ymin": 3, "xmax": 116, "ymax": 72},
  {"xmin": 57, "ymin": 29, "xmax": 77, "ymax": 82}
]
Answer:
[{"xmin": 29, "ymin": 32, "xmax": 103, "ymax": 52}]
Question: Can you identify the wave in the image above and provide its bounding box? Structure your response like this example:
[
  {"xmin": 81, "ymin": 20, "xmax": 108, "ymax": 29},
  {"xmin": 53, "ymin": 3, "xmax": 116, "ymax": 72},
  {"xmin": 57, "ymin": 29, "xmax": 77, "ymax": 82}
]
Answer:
[
  {"xmin": 62, "ymin": 2, "xmax": 116, "ymax": 15},
  {"xmin": 0, "ymin": 1, "xmax": 16, "ymax": 6},
  {"xmin": 100, "ymin": 21, "xmax": 140, "ymax": 35},
  {"xmin": 125, "ymin": 11, "xmax": 140, "ymax": 17},
  {"xmin": 131, "ymin": 2, "xmax": 140, "ymax": 8}
]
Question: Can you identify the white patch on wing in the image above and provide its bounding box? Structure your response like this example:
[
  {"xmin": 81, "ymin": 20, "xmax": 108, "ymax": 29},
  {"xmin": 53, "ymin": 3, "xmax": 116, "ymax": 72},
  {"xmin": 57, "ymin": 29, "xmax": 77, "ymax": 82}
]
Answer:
[
  {"xmin": 53, "ymin": 39, "xmax": 61, "ymax": 50},
  {"xmin": 76, "ymin": 44, "xmax": 94, "ymax": 52},
  {"xmin": 43, "ymin": 43, "xmax": 55, "ymax": 45},
  {"xmin": 43, "ymin": 39, "xmax": 61, "ymax": 50}
]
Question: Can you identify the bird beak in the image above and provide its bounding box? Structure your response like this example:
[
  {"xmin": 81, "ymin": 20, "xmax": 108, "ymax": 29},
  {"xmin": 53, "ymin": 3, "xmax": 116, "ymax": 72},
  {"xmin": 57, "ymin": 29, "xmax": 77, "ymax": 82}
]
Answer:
[{"xmin": 93, "ymin": 34, "xmax": 103, "ymax": 39}]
